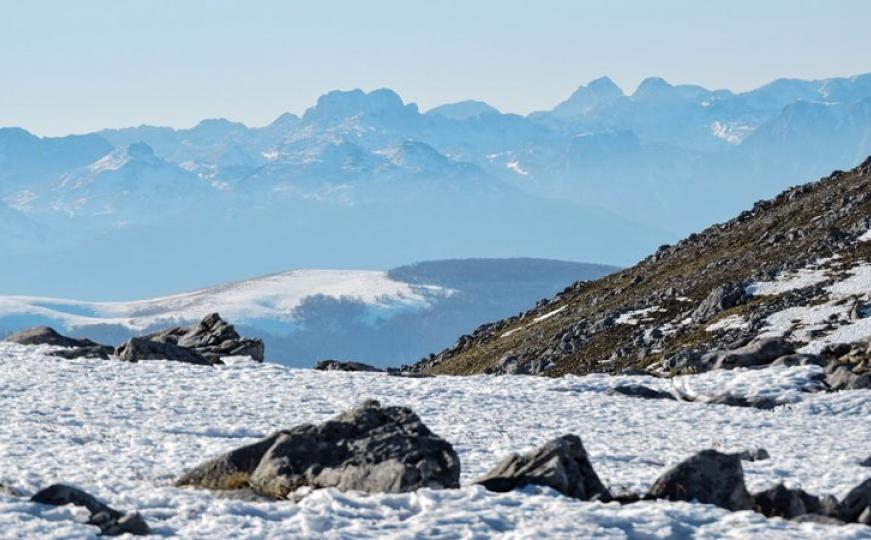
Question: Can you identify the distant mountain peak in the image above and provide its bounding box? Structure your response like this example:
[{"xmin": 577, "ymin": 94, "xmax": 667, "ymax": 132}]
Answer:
[
  {"xmin": 303, "ymin": 88, "xmax": 419, "ymax": 123},
  {"xmin": 633, "ymin": 77, "xmax": 676, "ymax": 99},
  {"xmin": 426, "ymin": 100, "xmax": 500, "ymax": 120},
  {"xmin": 550, "ymin": 76, "xmax": 625, "ymax": 119}
]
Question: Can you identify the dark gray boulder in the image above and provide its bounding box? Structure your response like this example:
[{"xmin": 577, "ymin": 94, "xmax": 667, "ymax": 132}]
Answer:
[
  {"xmin": 48, "ymin": 345, "xmax": 114, "ymax": 360},
  {"xmin": 707, "ymin": 338, "xmax": 795, "ymax": 370},
  {"xmin": 475, "ymin": 435, "xmax": 611, "ymax": 501},
  {"xmin": 178, "ymin": 400, "xmax": 460, "ymax": 499},
  {"xmin": 752, "ymin": 484, "xmax": 816, "ymax": 519},
  {"xmin": 791, "ymin": 513, "xmax": 845, "ymax": 525},
  {"xmin": 30, "ymin": 484, "xmax": 149, "ymax": 536},
  {"xmin": 861, "ymin": 457, "xmax": 871, "ymax": 468},
  {"xmin": 738, "ymin": 448, "xmax": 770, "ymax": 462},
  {"xmin": 691, "ymin": 282, "xmax": 747, "ymax": 323},
  {"xmin": 706, "ymin": 393, "xmax": 780, "ymax": 410},
  {"xmin": 841, "ymin": 478, "xmax": 871, "ymax": 523},
  {"xmin": 607, "ymin": 385, "xmax": 675, "ymax": 400},
  {"xmin": 145, "ymin": 313, "xmax": 264, "ymax": 362},
  {"xmin": 771, "ymin": 354, "xmax": 826, "ymax": 368},
  {"xmin": 314, "ymin": 360, "xmax": 382, "ymax": 372},
  {"xmin": 647, "ymin": 450, "xmax": 752, "ymax": 511},
  {"xmin": 6, "ymin": 326, "xmax": 104, "ymax": 350},
  {"xmin": 116, "ymin": 337, "xmax": 216, "ymax": 366}
]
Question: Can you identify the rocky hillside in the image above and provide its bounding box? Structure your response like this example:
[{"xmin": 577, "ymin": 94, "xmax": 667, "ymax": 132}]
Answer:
[{"xmin": 410, "ymin": 157, "xmax": 871, "ymax": 376}]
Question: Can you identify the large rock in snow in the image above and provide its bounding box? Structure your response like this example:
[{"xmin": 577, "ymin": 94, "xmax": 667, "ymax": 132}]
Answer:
[
  {"xmin": 751, "ymin": 483, "xmax": 838, "ymax": 519},
  {"xmin": 145, "ymin": 313, "xmax": 264, "ymax": 362},
  {"xmin": 647, "ymin": 450, "xmax": 752, "ymax": 511},
  {"xmin": 6, "ymin": 326, "xmax": 98, "ymax": 349},
  {"xmin": 841, "ymin": 478, "xmax": 871, "ymax": 523},
  {"xmin": 30, "ymin": 484, "xmax": 149, "ymax": 536},
  {"xmin": 116, "ymin": 337, "xmax": 216, "ymax": 366},
  {"xmin": 475, "ymin": 435, "xmax": 611, "ymax": 501},
  {"xmin": 177, "ymin": 400, "xmax": 460, "ymax": 498},
  {"xmin": 314, "ymin": 359, "xmax": 382, "ymax": 372}
]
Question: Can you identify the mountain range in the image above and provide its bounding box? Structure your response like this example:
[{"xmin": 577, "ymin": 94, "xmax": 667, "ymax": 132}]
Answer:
[{"xmin": 2, "ymin": 72, "xmax": 871, "ymax": 298}]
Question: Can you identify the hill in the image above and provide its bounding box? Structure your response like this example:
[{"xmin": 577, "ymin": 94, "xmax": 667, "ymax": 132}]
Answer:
[{"xmin": 410, "ymin": 158, "xmax": 871, "ymax": 375}]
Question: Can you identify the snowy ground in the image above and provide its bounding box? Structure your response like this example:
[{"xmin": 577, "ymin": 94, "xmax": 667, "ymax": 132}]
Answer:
[{"xmin": 0, "ymin": 343, "xmax": 870, "ymax": 538}]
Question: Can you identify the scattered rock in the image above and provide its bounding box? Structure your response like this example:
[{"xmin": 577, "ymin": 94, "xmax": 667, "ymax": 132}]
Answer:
[
  {"xmin": 314, "ymin": 360, "xmax": 382, "ymax": 372},
  {"xmin": 475, "ymin": 435, "xmax": 611, "ymax": 501},
  {"xmin": 607, "ymin": 385, "xmax": 675, "ymax": 400},
  {"xmin": 647, "ymin": 450, "xmax": 752, "ymax": 511},
  {"xmin": 30, "ymin": 484, "xmax": 149, "ymax": 536},
  {"xmin": 177, "ymin": 400, "xmax": 460, "ymax": 498},
  {"xmin": 145, "ymin": 313, "xmax": 265, "ymax": 363},
  {"xmin": 706, "ymin": 393, "xmax": 780, "ymax": 410},
  {"xmin": 738, "ymin": 448, "xmax": 770, "ymax": 462},
  {"xmin": 841, "ymin": 478, "xmax": 871, "ymax": 523},
  {"xmin": 116, "ymin": 337, "xmax": 216, "ymax": 366}
]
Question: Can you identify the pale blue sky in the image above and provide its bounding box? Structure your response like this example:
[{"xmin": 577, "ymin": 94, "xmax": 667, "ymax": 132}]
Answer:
[{"xmin": 2, "ymin": 0, "xmax": 870, "ymax": 136}]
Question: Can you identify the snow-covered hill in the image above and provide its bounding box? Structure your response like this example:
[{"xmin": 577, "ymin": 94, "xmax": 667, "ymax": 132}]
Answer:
[
  {"xmin": 0, "ymin": 259, "xmax": 618, "ymax": 367},
  {"xmin": 0, "ymin": 343, "xmax": 868, "ymax": 537}
]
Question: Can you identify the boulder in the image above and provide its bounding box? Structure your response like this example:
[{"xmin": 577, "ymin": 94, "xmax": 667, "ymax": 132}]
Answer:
[
  {"xmin": 707, "ymin": 338, "xmax": 795, "ymax": 370},
  {"xmin": 116, "ymin": 337, "xmax": 216, "ymax": 366},
  {"xmin": 791, "ymin": 514, "xmax": 845, "ymax": 525},
  {"xmin": 861, "ymin": 457, "xmax": 871, "ymax": 468},
  {"xmin": 738, "ymin": 448, "xmax": 770, "ymax": 462},
  {"xmin": 770, "ymin": 354, "xmax": 826, "ymax": 368},
  {"xmin": 706, "ymin": 393, "xmax": 780, "ymax": 410},
  {"xmin": 826, "ymin": 365, "xmax": 871, "ymax": 391},
  {"xmin": 752, "ymin": 484, "xmax": 813, "ymax": 519},
  {"xmin": 47, "ymin": 345, "xmax": 114, "ymax": 360},
  {"xmin": 145, "ymin": 313, "xmax": 264, "ymax": 362},
  {"xmin": 30, "ymin": 484, "xmax": 149, "ymax": 536},
  {"xmin": 607, "ymin": 385, "xmax": 675, "ymax": 400},
  {"xmin": 314, "ymin": 360, "xmax": 382, "ymax": 372},
  {"xmin": 691, "ymin": 283, "xmax": 747, "ymax": 322},
  {"xmin": 647, "ymin": 450, "xmax": 753, "ymax": 511},
  {"xmin": 177, "ymin": 400, "xmax": 460, "ymax": 498},
  {"xmin": 6, "ymin": 326, "xmax": 102, "ymax": 349},
  {"xmin": 841, "ymin": 478, "xmax": 871, "ymax": 523},
  {"xmin": 475, "ymin": 435, "xmax": 611, "ymax": 501}
]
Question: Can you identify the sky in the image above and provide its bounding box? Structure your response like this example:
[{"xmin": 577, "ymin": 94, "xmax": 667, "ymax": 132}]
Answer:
[{"xmin": 2, "ymin": 0, "xmax": 870, "ymax": 136}]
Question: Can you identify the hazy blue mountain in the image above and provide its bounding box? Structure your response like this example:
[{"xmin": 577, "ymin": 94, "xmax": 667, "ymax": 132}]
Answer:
[{"xmin": 2, "ymin": 72, "xmax": 871, "ymax": 298}]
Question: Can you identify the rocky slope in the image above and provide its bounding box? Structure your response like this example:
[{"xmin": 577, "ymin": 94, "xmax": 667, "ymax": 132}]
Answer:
[{"xmin": 410, "ymin": 157, "xmax": 871, "ymax": 376}]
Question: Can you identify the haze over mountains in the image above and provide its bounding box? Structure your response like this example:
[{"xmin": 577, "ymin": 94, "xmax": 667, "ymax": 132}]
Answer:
[{"xmin": 2, "ymin": 72, "xmax": 871, "ymax": 298}]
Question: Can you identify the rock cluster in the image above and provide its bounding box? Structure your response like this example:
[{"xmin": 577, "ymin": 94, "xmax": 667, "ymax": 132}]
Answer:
[{"xmin": 4, "ymin": 313, "xmax": 265, "ymax": 365}]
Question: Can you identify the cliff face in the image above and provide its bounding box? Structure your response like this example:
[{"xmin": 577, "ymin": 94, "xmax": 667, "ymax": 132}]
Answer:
[{"xmin": 411, "ymin": 157, "xmax": 871, "ymax": 376}]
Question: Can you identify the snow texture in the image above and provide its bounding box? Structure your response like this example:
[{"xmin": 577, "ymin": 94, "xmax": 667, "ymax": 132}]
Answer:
[
  {"xmin": 1, "ymin": 343, "xmax": 869, "ymax": 538},
  {"xmin": 0, "ymin": 270, "xmax": 449, "ymax": 332}
]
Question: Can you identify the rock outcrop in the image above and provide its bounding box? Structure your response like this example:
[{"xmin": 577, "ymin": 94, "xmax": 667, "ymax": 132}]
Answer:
[
  {"xmin": 475, "ymin": 435, "xmax": 611, "ymax": 501},
  {"xmin": 5, "ymin": 326, "xmax": 114, "ymax": 359},
  {"xmin": 177, "ymin": 400, "xmax": 460, "ymax": 498},
  {"xmin": 144, "ymin": 313, "xmax": 265, "ymax": 363},
  {"xmin": 647, "ymin": 450, "xmax": 753, "ymax": 511},
  {"xmin": 116, "ymin": 337, "xmax": 216, "ymax": 365},
  {"xmin": 30, "ymin": 484, "xmax": 149, "ymax": 536}
]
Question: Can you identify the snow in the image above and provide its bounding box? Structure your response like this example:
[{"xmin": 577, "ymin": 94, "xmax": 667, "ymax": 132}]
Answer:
[
  {"xmin": 501, "ymin": 306, "xmax": 566, "ymax": 338},
  {"xmin": 506, "ymin": 160, "xmax": 529, "ymax": 176},
  {"xmin": 0, "ymin": 270, "xmax": 451, "ymax": 333},
  {"xmin": 756, "ymin": 262, "xmax": 871, "ymax": 353},
  {"xmin": 706, "ymin": 314, "xmax": 750, "ymax": 333},
  {"xmin": 615, "ymin": 306, "xmax": 665, "ymax": 325},
  {"xmin": 747, "ymin": 266, "xmax": 829, "ymax": 296},
  {"xmin": 858, "ymin": 229, "xmax": 871, "ymax": 243},
  {"xmin": 1, "ymin": 343, "xmax": 868, "ymax": 538}
]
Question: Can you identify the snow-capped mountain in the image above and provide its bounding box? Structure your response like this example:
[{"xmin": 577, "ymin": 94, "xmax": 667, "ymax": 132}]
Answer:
[{"xmin": 2, "ymin": 72, "xmax": 871, "ymax": 297}]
